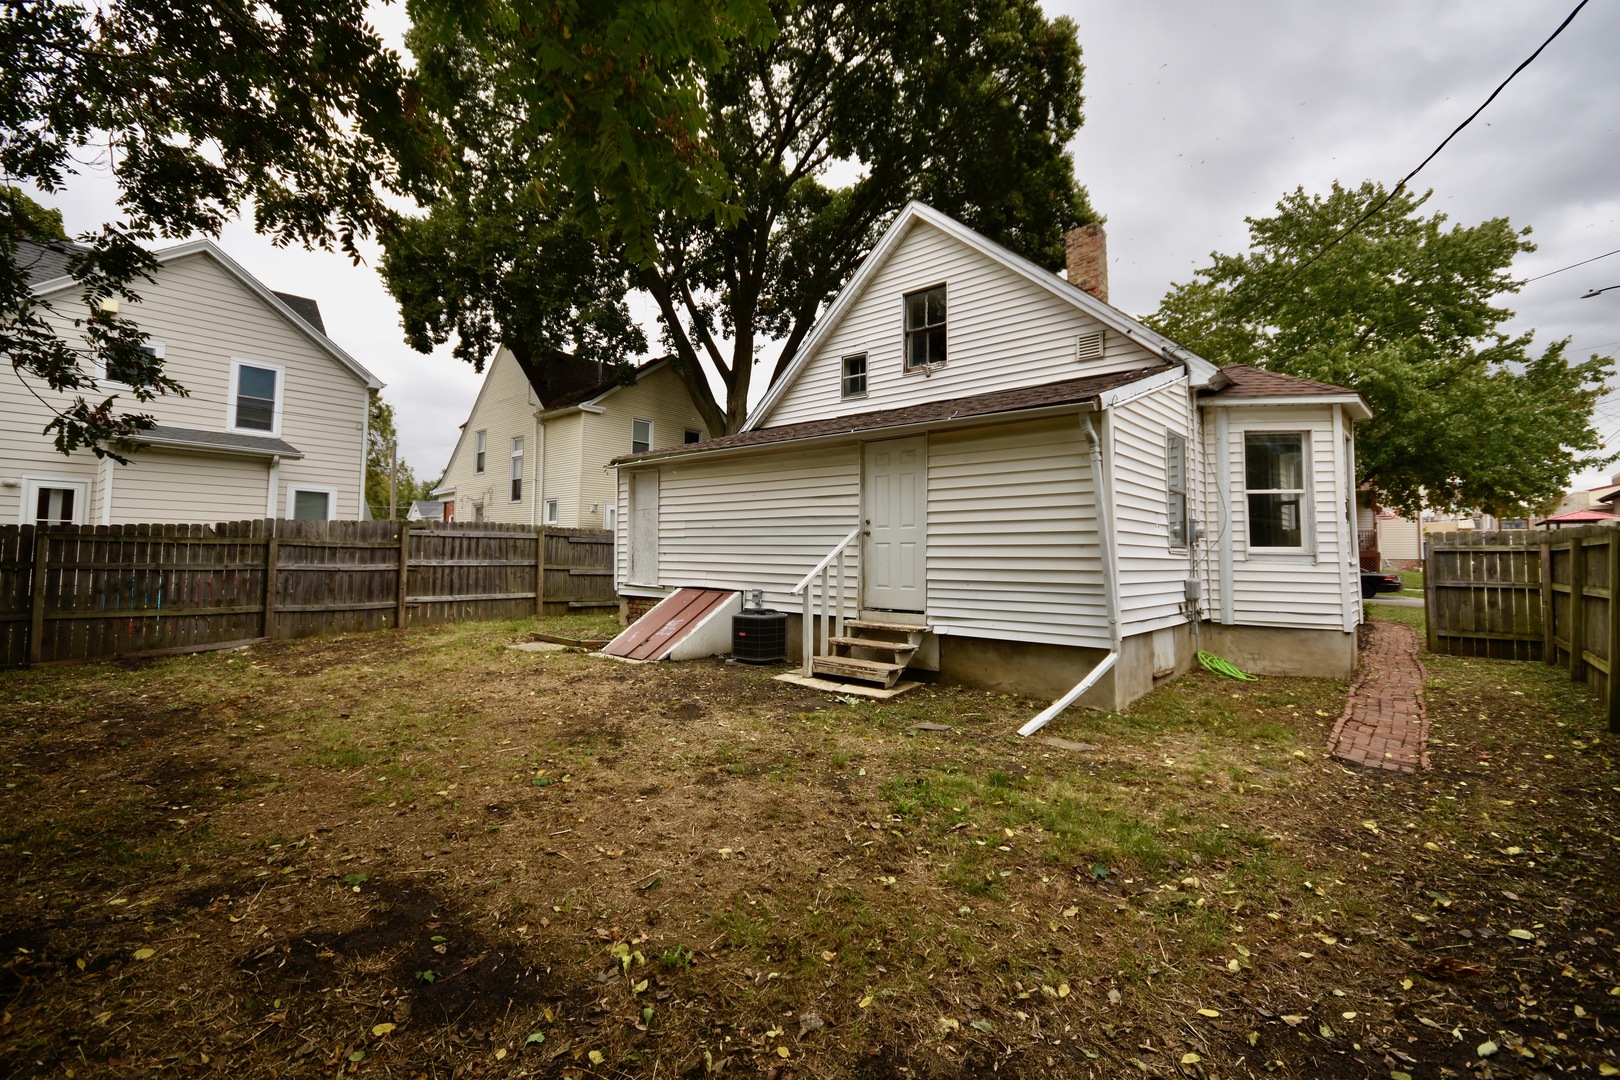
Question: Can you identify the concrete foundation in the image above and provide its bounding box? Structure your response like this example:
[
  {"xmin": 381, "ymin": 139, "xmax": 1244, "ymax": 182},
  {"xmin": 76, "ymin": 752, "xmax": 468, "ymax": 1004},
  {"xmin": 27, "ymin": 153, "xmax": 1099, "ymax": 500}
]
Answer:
[
  {"xmin": 1196, "ymin": 621, "xmax": 1358, "ymax": 680},
  {"xmin": 937, "ymin": 622, "xmax": 1198, "ymax": 712}
]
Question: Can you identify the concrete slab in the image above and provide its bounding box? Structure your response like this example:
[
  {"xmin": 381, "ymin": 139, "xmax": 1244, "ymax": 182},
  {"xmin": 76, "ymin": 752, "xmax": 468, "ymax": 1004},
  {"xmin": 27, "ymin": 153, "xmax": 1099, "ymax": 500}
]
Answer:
[
  {"xmin": 1036, "ymin": 737, "xmax": 1103, "ymax": 752},
  {"xmin": 773, "ymin": 673, "xmax": 924, "ymax": 700},
  {"xmin": 507, "ymin": 641, "xmax": 569, "ymax": 653}
]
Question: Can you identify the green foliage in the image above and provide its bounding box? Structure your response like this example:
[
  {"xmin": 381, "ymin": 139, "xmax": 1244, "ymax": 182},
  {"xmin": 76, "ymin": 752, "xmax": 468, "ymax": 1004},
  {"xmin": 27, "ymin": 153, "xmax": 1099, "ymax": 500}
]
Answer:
[
  {"xmin": 1149, "ymin": 182, "xmax": 1615, "ymax": 517},
  {"xmin": 386, "ymin": 0, "xmax": 1097, "ymax": 433},
  {"xmin": 365, "ymin": 394, "xmax": 424, "ymax": 519},
  {"xmin": 1, "ymin": 1, "xmax": 423, "ymax": 458}
]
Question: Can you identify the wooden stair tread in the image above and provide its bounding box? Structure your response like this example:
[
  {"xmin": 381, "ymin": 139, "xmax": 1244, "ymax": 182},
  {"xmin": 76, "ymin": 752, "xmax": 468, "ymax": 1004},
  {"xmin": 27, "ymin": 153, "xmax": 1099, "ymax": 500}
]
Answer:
[
  {"xmin": 812, "ymin": 655, "xmax": 907, "ymax": 684},
  {"xmin": 843, "ymin": 619, "xmax": 930, "ymax": 634},
  {"xmin": 827, "ymin": 635, "xmax": 916, "ymax": 653}
]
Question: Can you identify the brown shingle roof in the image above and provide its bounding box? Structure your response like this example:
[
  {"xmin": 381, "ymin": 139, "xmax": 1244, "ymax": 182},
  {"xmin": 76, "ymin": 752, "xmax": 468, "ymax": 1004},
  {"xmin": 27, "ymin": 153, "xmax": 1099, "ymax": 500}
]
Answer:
[
  {"xmin": 613, "ymin": 363, "xmax": 1177, "ymax": 464},
  {"xmin": 1203, "ymin": 364, "xmax": 1356, "ymax": 398}
]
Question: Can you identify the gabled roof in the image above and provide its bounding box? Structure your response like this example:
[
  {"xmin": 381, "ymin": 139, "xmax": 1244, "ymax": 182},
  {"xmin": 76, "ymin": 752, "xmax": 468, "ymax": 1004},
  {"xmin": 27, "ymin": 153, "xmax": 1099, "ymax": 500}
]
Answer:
[
  {"xmin": 27, "ymin": 238, "xmax": 381, "ymax": 391},
  {"xmin": 616, "ymin": 363, "xmax": 1175, "ymax": 466},
  {"xmin": 1202, "ymin": 365, "xmax": 1372, "ymax": 420},
  {"xmin": 743, "ymin": 202, "xmax": 1220, "ymax": 431}
]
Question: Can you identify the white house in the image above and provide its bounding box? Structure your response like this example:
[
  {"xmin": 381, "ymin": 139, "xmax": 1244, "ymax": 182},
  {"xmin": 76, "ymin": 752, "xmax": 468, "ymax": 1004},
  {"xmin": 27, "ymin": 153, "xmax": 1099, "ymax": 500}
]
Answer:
[
  {"xmin": 3, "ymin": 239, "xmax": 380, "ymax": 525},
  {"xmin": 432, "ymin": 348, "xmax": 708, "ymax": 529},
  {"xmin": 609, "ymin": 203, "xmax": 1369, "ymax": 710}
]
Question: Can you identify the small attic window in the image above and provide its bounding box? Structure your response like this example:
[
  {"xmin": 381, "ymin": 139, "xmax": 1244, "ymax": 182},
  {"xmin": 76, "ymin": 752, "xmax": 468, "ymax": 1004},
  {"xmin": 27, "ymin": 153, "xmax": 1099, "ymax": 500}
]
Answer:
[
  {"xmin": 1075, "ymin": 330, "xmax": 1105, "ymax": 362},
  {"xmin": 842, "ymin": 353, "xmax": 867, "ymax": 398}
]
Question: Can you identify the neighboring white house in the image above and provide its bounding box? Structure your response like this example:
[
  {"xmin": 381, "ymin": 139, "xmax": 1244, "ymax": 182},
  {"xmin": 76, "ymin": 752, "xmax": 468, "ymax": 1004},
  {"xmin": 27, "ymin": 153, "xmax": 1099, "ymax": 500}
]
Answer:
[
  {"xmin": 3, "ymin": 239, "xmax": 380, "ymax": 525},
  {"xmin": 609, "ymin": 202, "xmax": 1370, "ymax": 709},
  {"xmin": 432, "ymin": 347, "xmax": 708, "ymax": 529}
]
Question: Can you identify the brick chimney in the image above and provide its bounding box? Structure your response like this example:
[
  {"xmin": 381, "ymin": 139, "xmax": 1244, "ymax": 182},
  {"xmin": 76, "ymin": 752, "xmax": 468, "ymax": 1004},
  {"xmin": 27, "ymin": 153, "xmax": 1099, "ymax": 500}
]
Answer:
[{"xmin": 1064, "ymin": 223, "xmax": 1108, "ymax": 304}]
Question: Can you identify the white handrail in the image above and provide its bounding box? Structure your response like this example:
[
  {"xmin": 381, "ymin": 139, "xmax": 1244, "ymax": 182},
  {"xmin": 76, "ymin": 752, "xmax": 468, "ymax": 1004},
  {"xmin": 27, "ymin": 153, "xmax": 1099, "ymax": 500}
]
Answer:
[
  {"xmin": 792, "ymin": 526, "xmax": 861, "ymax": 677},
  {"xmin": 791, "ymin": 527, "xmax": 862, "ymax": 595}
]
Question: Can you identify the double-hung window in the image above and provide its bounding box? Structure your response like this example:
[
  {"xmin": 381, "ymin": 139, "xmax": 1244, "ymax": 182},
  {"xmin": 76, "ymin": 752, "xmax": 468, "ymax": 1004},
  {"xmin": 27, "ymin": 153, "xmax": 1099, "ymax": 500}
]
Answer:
[
  {"xmin": 1244, "ymin": 432, "xmax": 1308, "ymax": 549},
  {"xmin": 474, "ymin": 430, "xmax": 487, "ymax": 473},
  {"xmin": 631, "ymin": 418, "xmax": 652, "ymax": 455},
  {"xmin": 105, "ymin": 340, "xmax": 163, "ymax": 388},
  {"xmin": 543, "ymin": 499, "xmax": 559, "ymax": 525},
  {"xmin": 1166, "ymin": 431, "xmax": 1188, "ymax": 548},
  {"xmin": 229, "ymin": 359, "xmax": 282, "ymax": 434},
  {"xmin": 904, "ymin": 285, "xmax": 947, "ymax": 370},
  {"xmin": 842, "ymin": 353, "xmax": 868, "ymax": 397},
  {"xmin": 510, "ymin": 437, "xmax": 524, "ymax": 501}
]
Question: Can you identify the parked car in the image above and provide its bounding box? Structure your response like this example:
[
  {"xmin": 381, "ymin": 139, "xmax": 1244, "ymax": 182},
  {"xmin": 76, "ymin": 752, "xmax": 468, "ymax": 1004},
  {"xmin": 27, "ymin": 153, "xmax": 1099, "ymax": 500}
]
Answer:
[{"xmin": 1361, "ymin": 570, "xmax": 1402, "ymax": 599}]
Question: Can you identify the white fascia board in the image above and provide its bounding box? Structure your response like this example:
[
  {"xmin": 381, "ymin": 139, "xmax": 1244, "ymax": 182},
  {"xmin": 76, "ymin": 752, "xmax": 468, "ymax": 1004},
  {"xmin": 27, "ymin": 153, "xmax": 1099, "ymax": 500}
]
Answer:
[
  {"xmin": 30, "ymin": 239, "xmax": 384, "ymax": 390},
  {"xmin": 1096, "ymin": 367, "xmax": 1187, "ymax": 409},
  {"xmin": 430, "ymin": 484, "xmax": 455, "ymax": 497},
  {"xmin": 745, "ymin": 201, "xmax": 1221, "ymax": 429},
  {"xmin": 1202, "ymin": 393, "xmax": 1373, "ymax": 421},
  {"xmin": 615, "ymin": 399, "xmax": 1099, "ymax": 470}
]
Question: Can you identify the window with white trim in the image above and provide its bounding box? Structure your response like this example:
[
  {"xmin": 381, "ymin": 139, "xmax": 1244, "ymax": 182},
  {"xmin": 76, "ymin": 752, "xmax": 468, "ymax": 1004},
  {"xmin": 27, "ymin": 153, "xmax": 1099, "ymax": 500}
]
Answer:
[
  {"xmin": 104, "ymin": 340, "xmax": 163, "ymax": 388},
  {"xmin": 229, "ymin": 359, "xmax": 282, "ymax": 434},
  {"xmin": 510, "ymin": 437, "xmax": 524, "ymax": 501},
  {"xmin": 1166, "ymin": 431, "xmax": 1188, "ymax": 548},
  {"xmin": 903, "ymin": 285, "xmax": 947, "ymax": 370},
  {"xmin": 631, "ymin": 418, "xmax": 652, "ymax": 455},
  {"xmin": 842, "ymin": 352, "xmax": 867, "ymax": 397},
  {"xmin": 1244, "ymin": 431, "xmax": 1308, "ymax": 549},
  {"xmin": 603, "ymin": 503, "xmax": 617, "ymax": 532},
  {"xmin": 543, "ymin": 499, "xmax": 559, "ymax": 525},
  {"xmin": 22, "ymin": 477, "xmax": 88, "ymax": 526},
  {"xmin": 684, "ymin": 429, "xmax": 702, "ymax": 444},
  {"xmin": 289, "ymin": 486, "xmax": 336, "ymax": 521},
  {"xmin": 474, "ymin": 430, "xmax": 487, "ymax": 472}
]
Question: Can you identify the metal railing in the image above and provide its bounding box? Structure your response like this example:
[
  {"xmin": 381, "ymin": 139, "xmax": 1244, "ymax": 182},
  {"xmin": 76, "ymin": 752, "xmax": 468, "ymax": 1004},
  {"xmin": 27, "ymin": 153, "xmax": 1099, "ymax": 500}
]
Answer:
[{"xmin": 790, "ymin": 526, "xmax": 861, "ymax": 676}]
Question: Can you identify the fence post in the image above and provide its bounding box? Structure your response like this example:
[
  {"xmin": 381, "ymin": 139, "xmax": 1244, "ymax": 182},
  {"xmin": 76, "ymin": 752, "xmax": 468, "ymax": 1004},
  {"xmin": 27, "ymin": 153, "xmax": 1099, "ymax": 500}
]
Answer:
[
  {"xmin": 535, "ymin": 527, "xmax": 546, "ymax": 617},
  {"xmin": 1423, "ymin": 536, "xmax": 1438, "ymax": 655},
  {"xmin": 1540, "ymin": 538, "xmax": 1554, "ymax": 665},
  {"xmin": 1609, "ymin": 533, "xmax": 1620, "ymax": 733},
  {"xmin": 1569, "ymin": 535, "xmax": 1586, "ymax": 683},
  {"xmin": 395, "ymin": 525, "xmax": 410, "ymax": 630},
  {"xmin": 263, "ymin": 530, "xmax": 279, "ymax": 640},
  {"xmin": 27, "ymin": 529, "xmax": 47, "ymax": 666}
]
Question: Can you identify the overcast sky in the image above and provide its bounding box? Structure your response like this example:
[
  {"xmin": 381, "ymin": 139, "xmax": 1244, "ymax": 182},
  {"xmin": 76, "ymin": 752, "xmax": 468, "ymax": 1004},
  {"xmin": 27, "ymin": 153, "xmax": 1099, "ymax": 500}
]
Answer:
[{"xmin": 28, "ymin": 0, "xmax": 1620, "ymax": 493}]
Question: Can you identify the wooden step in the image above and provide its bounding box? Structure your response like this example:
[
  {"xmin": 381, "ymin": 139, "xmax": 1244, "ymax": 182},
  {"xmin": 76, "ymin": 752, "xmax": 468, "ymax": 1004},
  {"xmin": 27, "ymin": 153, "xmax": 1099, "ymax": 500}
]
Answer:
[
  {"xmin": 827, "ymin": 635, "xmax": 917, "ymax": 657},
  {"xmin": 843, "ymin": 619, "xmax": 930, "ymax": 636},
  {"xmin": 812, "ymin": 654, "xmax": 907, "ymax": 688}
]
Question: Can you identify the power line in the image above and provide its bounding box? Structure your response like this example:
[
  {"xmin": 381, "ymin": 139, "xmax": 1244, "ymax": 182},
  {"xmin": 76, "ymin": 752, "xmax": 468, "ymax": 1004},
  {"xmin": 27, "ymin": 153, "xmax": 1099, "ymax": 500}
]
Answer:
[
  {"xmin": 1233, "ymin": 0, "xmax": 1591, "ymax": 317},
  {"xmin": 1524, "ymin": 246, "xmax": 1620, "ymax": 283}
]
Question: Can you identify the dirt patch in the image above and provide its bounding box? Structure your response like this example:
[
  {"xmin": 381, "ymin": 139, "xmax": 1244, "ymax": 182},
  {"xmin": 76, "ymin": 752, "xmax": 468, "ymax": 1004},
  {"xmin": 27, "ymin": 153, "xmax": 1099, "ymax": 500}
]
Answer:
[{"xmin": 0, "ymin": 615, "xmax": 1616, "ymax": 1077}]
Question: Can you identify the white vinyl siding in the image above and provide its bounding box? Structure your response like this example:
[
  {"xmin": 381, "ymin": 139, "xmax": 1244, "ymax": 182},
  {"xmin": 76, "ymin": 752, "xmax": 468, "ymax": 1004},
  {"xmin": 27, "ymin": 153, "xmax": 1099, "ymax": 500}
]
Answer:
[
  {"xmin": 2, "ymin": 250, "xmax": 368, "ymax": 523},
  {"xmin": 1109, "ymin": 378, "xmax": 1197, "ymax": 634},
  {"xmin": 927, "ymin": 418, "xmax": 1110, "ymax": 649},
  {"xmin": 760, "ymin": 220, "xmax": 1161, "ymax": 426},
  {"xmin": 615, "ymin": 444, "xmax": 861, "ymax": 607},
  {"xmin": 433, "ymin": 348, "xmax": 540, "ymax": 525},
  {"xmin": 1200, "ymin": 404, "xmax": 1355, "ymax": 631},
  {"xmin": 575, "ymin": 365, "xmax": 709, "ymax": 529}
]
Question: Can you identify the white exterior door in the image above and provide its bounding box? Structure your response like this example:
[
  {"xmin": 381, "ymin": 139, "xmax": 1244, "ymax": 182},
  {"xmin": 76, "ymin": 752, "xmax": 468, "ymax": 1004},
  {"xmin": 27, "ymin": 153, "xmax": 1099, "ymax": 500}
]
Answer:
[
  {"xmin": 862, "ymin": 436, "xmax": 926, "ymax": 612},
  {"xmin": 628, "ymin": 470, "xmax": 659, "ymax": 586}
]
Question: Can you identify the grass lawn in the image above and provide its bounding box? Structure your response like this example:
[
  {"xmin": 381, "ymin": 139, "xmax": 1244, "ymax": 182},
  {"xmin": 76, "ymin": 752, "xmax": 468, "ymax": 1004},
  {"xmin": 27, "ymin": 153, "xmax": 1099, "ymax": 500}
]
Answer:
[
  {"xmin": 1398, "ymin": 569, "xmax": 1425, "ymax": 598},
  {"xmin": 1, "ymin": 612, "xmax": 1615, "ymax": 1078}
]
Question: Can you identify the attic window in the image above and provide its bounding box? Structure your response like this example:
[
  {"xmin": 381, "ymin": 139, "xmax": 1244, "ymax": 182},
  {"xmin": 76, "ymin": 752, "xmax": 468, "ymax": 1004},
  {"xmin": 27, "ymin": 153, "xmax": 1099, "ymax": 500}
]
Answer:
[
  {"xmin": 474, "ymin": 430, "xmax": 487, "ymax": 473},
  {"xmin": 1075, "ymin": 330, "xmax": 1105, "ymax": 362},
  {"xmin": 842, "ymin": 353, "xmax": 867, "ymax": 398},
  {"xmin": 632, "ymin": 418, "xmax": 652, "ymax": 454},
  {"xmin": 904, "ymin": 285, "xmax": 947, "ymax": 370}
]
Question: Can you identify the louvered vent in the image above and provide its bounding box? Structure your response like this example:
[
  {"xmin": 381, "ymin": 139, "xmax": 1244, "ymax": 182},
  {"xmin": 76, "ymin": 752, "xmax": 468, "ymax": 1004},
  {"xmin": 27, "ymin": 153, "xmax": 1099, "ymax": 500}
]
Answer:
[{"xmin": 1074, "ymin": 329, "xmax": 1106, "ymax": 361}]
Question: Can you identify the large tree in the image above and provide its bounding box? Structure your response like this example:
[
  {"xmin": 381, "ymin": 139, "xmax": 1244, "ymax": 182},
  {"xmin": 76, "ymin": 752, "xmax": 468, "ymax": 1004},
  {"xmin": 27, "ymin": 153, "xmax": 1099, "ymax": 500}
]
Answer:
[
  {"xmin": 2, "ymin": 0, "xmax": 422, "ymax": 459},
  {"xmin": 1149, "ymin": 182, "xmax": 1614, "ymax": 517},
  {"xmin": 385, "ymin": 0, "xmax": 1097, "ymax": 434}
]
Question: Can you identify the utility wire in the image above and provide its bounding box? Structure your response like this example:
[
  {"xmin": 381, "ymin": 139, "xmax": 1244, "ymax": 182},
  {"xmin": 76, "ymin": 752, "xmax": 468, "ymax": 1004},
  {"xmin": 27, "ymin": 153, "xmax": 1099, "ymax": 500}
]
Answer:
[
  {"xmin": 1524, "ymin": 246, "xmax": 1620, "ymax": 283},
  {"xmin": 1232, "ymin": 0, "xmax": 1590, "ymax": 318}
]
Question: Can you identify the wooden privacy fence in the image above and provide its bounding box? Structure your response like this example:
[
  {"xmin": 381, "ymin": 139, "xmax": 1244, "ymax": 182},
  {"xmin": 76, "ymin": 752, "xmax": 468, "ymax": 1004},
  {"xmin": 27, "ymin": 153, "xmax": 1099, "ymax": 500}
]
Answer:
[
  {"xmin": 0, "ymin": 519, "xmax": 615, "ymax": 669},
  {"xmin": 1426, "ymin": 526, "xmax": 1620, "ymax": 731}
]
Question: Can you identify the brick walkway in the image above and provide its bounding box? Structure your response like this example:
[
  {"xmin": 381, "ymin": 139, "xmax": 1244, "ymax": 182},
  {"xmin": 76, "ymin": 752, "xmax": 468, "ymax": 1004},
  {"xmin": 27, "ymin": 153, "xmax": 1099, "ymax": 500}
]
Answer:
[{"xmin": 1325, "ymin": 621, "xmax": 1430, "ymax": 773}]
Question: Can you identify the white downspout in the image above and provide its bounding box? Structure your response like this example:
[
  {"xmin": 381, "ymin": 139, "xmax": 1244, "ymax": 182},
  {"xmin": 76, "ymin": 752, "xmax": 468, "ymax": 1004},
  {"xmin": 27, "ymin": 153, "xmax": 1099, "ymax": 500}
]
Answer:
[
  {"xmin": 1020, "ymin": 410, "xmax": 1122, "ymax": 736},
  {"xmin": 532, "ymin": 411, "xmax": 543, "ymax": 528}
]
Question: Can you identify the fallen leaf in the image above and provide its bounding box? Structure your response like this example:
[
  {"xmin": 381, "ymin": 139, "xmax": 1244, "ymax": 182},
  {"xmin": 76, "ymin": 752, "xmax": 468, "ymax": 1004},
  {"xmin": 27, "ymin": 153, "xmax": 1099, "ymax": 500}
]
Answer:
[
  {"xmin": 1477, "ymin": 1040, "xmax": 1498, "ymax": 1058},
  {"xmin": 858, "ymin": 994, "xmax": 874, "ymax": 1009},
  {"xmin": 494, "ymin": 1048, "xmax": 507, "ymax": 1061},
  {"xmin": 777, "ymin": 1047, "xmax": 790, "ymax": 1058},
  {"xmin": 588, "ymin": 1049, "xmax": 605, "ymax": 1065},
  {"xmin": 1181, "ymin": 1052, "xmax": 1202, "ymax": 1065},
  {"xmin": 132, "ymin": 948, "xmax": 155, "ymax": 961},
  {"xmin": 937, "ymin": 1017, "xmax": 960, "ymax": 1033},
  {"xmin": 821, "ymin": 950, "xmax": 837, "ymax": 962},
  {"xmin": 1061, "ymin": 906, "xmax": 1080, "ymax": 918},
  {"xmin": 1507, "ymin": 929, "xmax": 1535, "ymax": 941},
  {"xmin": 525, "ymin": 1032, "xmax": 545, "ymax": 1046},
  {"xmin": 372, "ymin": 1023, "xmax": 396, "ymax": 1037},
  {"xmin": 1280, "ymin": 1015, "xmax": 1305, "ymax": 1027},
  {"xmin": 1197, "ymin": 1008, "xmax": 1220, "ymax": 1018},
  {"xmin": 1342, "ymin": 1011, "xmax": 1357, "ymax": 1020},
  {"xmin": 1057, "ymin": 982, "xmax": 1071, "ymax": 998},
  {"xmin": 970, "ymin": 1019, "xmax": 993, "ymax": 1033}
]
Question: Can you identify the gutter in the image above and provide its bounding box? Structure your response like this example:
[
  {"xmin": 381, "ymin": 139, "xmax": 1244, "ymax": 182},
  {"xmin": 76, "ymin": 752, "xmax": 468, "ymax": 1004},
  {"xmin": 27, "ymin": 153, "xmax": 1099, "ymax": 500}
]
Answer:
[{"xmin": 1019, "ymin": 412, "xmax": 1122, "ymax": 736}]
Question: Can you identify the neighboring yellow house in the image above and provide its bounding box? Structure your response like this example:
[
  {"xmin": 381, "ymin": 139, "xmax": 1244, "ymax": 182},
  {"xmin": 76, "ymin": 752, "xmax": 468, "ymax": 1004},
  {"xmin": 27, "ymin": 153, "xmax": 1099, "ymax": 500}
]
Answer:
[
  {"xmin": 432, "ymin": 348, "xmax": 708, "ymax": 529},
  {"xmin": 3, "ymin": 239, "xmax": 380, "ymax": 526}
]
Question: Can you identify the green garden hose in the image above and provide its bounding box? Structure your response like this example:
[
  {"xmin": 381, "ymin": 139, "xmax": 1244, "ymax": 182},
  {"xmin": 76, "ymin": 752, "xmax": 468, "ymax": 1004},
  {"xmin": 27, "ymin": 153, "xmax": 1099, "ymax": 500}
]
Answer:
[{"xmin": 1198, "ymin": 650, "xmax": 1259, "ymax": 681}]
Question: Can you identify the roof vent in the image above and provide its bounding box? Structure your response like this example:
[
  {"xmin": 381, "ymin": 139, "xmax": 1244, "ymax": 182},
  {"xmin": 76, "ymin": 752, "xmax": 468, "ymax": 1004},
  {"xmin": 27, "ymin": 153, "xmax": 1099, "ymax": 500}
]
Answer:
[{"xmin": 1075, "ymin": 329, "xmax": 1105, "ymax": 362}]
